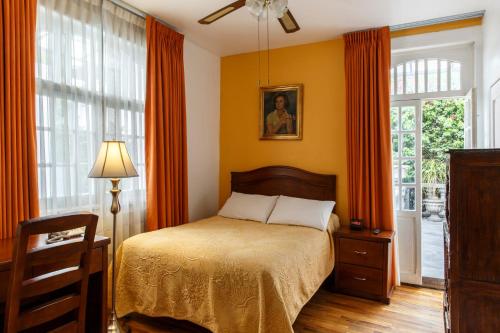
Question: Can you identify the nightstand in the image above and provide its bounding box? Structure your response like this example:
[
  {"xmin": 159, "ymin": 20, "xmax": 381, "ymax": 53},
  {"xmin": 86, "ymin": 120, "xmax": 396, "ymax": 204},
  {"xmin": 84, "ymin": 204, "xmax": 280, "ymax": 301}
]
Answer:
[{"xmin": 334, "ymin": 226, "xmax": 394, "ymax": 304}]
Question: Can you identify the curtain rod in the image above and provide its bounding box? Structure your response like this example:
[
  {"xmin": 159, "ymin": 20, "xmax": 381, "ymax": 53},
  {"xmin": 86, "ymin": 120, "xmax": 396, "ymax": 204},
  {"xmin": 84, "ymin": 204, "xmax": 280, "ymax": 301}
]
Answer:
[
  {"xmin": 390, "ymin": 10, "xmax": 485, "ymax": 31},
  {"xmin": 108, "ymin": 0, "xmax": 178, "ymax": 31}
]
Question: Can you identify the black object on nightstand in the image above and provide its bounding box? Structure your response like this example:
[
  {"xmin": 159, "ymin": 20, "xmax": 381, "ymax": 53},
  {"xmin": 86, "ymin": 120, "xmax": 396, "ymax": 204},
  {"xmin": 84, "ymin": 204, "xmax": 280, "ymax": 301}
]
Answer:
[
  {"xmin": 349, "ymin": 218, "xmax": 364, "ymax": 231},
  {"xmin": 334, "ymin": 226, "xmax": 395, "ymax": 304}
]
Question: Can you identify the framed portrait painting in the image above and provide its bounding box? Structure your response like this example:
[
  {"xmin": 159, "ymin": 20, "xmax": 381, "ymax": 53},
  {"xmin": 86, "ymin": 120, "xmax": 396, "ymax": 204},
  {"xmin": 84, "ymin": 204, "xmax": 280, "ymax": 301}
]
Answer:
[{"xmin": 260, "ymin": 84, "xmax": 303, "ymax": 140}]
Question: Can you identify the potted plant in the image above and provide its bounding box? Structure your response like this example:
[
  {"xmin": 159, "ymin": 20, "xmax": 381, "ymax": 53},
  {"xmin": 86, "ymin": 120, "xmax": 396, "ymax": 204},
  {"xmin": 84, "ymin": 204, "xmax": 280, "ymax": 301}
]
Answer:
[{"xmin": 422, "ymin": 159, "xmax": 446, "ymax": 222}]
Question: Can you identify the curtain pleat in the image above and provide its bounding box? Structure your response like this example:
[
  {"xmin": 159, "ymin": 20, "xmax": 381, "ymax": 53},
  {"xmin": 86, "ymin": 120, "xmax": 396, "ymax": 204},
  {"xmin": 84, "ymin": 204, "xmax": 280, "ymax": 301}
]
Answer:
[
  {"xmin": 344, "ymin": 27, "xmax": 396, "ymax": 285},
  {"xmin": 145, "ymin": 16, "xmax": 188, "ymax": 231},
  {"xmin": 0, "ymin": 0, "xmax": 40, "ymax": 239}
]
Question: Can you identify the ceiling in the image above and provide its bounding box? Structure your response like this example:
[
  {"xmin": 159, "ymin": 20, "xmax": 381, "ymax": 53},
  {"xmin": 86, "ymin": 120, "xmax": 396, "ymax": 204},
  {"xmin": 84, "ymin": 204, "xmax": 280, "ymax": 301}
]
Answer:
[{"xmin": 123, "ymin": 0, "xmax": 487, "ymax": 56}]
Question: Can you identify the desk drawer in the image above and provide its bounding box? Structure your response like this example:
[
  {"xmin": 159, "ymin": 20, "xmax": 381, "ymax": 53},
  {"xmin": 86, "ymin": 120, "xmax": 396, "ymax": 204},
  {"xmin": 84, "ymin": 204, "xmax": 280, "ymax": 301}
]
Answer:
[
  {"xmin": 337, "ymin": 263, "xmax": 383, "ymax": 296},
  {"xmin": 339, "ymin": 238, "xmax": 384, "ymax": 269}
]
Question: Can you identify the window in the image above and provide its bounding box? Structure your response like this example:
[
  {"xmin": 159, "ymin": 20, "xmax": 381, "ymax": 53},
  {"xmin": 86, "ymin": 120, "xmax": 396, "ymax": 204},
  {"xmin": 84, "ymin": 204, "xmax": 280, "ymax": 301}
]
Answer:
[
  {"xmin": 35, "ymin": 0, "xmax": 146, "ymax": 240},
  {"xmin": 390, "ymin": 58, "xmax": 462, "ymax": 96},
  {"xmin": 397, "ymin": 64, "xmax": 404, "ymax": 95},
  {"xmin": 405, "ymin": 61, "xmax": 416, "ymax": 94},
  {"xmin": 391, "ymin": 103, "xmax": 418, "ymax": 211},
  {"xmin": 427, "ymin": 59, "xmax": 438, "ymax": 92}
]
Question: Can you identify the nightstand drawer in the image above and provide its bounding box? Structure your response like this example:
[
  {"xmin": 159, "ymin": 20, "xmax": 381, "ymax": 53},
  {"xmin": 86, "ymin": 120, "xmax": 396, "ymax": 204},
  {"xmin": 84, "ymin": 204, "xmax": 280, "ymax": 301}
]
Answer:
[
  {"xmin": 339, "ymin": 238, "xmax": 384, "ymax": 269},
  {"xmin": 337, "ymin": 263, "xmax": 383, "ymax": 296}
]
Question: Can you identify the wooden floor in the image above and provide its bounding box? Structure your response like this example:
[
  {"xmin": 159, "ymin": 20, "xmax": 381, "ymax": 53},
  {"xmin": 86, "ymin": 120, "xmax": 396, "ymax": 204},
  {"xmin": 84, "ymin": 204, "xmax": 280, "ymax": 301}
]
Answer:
[{"xmin": 122, "ymin": 285, "xmax": 444, "ymax": 333}]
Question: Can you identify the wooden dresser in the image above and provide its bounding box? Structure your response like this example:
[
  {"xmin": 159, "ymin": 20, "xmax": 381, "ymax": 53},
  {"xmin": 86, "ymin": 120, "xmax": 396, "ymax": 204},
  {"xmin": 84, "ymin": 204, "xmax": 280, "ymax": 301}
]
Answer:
[
  {"xmin": 444, "ymin": 149, "xmax": 500, "ymax": 333},
  {"xmin": 334, "ymin": 226, "xmax": 394, "ymax": 304}
]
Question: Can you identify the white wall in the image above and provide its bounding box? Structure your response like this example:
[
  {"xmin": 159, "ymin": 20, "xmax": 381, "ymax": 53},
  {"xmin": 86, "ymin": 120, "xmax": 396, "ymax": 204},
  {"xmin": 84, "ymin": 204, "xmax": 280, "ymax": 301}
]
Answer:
[
  {"xmin": 482, "ymin": 1, "xmax": 500, "ymax": 147},
  {"xmin": 184, "ymin": 39, "xmax": 221, "ymax": 221}
]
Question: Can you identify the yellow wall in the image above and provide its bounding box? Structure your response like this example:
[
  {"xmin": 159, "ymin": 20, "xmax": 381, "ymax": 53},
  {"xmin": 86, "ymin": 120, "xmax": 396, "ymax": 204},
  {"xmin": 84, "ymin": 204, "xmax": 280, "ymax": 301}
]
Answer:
[
  {"xmin": 218, "ymin": 17, "xmax": 482, "ymax": 225},
  {"xmin": 219, "ymin": 39, "xmax": 348, "ymax": 223}
]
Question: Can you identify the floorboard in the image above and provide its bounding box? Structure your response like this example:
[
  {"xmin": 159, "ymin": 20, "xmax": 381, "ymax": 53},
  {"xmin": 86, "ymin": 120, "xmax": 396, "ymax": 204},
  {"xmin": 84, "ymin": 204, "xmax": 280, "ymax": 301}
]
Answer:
[{"xmin": 121, "ymin": 285, "xmax": 443, "ymax": 333}]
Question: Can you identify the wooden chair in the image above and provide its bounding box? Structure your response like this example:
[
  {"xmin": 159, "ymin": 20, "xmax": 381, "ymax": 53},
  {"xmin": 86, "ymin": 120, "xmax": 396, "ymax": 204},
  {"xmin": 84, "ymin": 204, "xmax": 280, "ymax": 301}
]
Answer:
[{"xmin": 3, "ymin": 213, "xmax": 98, "ymax": 333}]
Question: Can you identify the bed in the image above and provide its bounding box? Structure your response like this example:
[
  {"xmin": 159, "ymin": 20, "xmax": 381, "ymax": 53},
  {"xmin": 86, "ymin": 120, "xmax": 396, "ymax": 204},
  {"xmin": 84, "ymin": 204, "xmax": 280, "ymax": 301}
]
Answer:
[{"xmin": 115, "ymin": 166, "xmax": 339, "ymax": 333}]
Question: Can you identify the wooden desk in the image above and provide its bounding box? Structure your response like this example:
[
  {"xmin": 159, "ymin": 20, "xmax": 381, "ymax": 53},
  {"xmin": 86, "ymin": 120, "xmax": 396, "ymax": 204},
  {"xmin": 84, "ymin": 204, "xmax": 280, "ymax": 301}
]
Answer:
[{"xmin": 0, "ymin": 234, "xmax": 110, "ymax": 333}]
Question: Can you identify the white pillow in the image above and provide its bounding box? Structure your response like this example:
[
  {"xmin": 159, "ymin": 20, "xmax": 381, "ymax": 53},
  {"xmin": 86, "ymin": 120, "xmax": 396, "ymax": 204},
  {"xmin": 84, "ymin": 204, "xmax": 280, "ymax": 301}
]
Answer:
[
  {"xmin": 218, "ymin": 192, "xmax": 278, "ymax": 223},
  {"xmin": 267, "ymin": 195, "xmax": 335, "ymax": 231}
]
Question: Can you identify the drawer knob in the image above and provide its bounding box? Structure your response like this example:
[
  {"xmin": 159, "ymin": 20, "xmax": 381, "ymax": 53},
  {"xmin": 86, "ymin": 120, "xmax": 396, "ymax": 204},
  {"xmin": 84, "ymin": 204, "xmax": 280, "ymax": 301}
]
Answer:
[
  {"xmin": 353, "ymin": 277, "xmax": 367, "ymax": 281},
  {"xmin": 354, "ymin": 250, "xmax": 367, "ymax": 255}
]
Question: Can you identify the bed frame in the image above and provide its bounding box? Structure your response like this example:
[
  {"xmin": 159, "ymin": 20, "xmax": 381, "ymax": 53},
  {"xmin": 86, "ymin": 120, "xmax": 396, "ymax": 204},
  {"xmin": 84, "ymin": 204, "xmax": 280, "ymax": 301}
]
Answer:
[
  {"xmin": 231, "ymin": 166, "xmax": 336, "ymax": 209},
  {"xmin": 123, "ymin": 166, "xmax": 337, "ymax": 331}
]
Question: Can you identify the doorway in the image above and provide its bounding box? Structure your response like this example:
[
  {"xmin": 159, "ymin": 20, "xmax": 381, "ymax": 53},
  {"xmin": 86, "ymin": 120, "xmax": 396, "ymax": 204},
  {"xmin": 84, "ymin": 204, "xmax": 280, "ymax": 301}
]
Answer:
[
  {"xmin": 390, "ymin": 43, "xmax": 475, "ymax": 286},
  {"xmin": 391, "ymin": 97, "xmax": 467, "ymax": 287},
  {"xmin": 421, "ymin": 98, "xmax": 465, "ymax": 287}
]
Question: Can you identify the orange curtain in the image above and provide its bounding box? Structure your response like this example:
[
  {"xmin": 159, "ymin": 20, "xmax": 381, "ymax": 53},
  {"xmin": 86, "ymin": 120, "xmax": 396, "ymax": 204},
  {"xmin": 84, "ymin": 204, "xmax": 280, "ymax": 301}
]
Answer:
[
  {"xmin": 145, "ymin": 16, "xmax": 188, "ymax": 231},
  {"xmin": 344, "ymin": 27, "xmax": 395, "ymax": 283},
  {"xmin": 0, "ymin": 0, "xmax": 40, "ymax": 239}
]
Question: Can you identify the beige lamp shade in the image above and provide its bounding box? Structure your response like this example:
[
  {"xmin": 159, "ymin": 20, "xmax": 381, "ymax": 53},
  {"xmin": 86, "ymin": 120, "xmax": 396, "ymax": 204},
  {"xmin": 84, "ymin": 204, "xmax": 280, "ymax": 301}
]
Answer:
[{"xmin": 88, "ymin": 141, "xmax": 138, "ymax": 178}]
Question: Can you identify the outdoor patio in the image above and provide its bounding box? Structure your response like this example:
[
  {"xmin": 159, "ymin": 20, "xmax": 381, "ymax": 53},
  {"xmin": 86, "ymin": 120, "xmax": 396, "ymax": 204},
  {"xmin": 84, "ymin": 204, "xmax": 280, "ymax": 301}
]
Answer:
[
  {"xmin": 422, "ymin": 217, "xmax": 444, "ymax": 279},
  {"xmin": 421, "ymin": 183, "xmax": 445, "ymax": 280}
]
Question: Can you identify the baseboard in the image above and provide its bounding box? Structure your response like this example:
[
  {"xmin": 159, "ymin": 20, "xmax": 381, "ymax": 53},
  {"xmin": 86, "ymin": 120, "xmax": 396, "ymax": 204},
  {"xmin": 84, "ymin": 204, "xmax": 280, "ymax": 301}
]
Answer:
[
  {"xmin": 422, "ymin": 276, "xmax": 445, "ymax": 290},
  {"xmin": 401, "ymin": 279, "xmax": 445, "ymax": 291}
]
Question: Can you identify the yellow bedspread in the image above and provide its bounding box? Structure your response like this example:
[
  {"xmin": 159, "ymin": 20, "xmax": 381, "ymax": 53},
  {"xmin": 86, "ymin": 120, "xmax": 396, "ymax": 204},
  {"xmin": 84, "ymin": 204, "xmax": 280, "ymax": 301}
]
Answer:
[{"xmin": 115, "ymin": 215, "xmax": 337, "ymax": 333}]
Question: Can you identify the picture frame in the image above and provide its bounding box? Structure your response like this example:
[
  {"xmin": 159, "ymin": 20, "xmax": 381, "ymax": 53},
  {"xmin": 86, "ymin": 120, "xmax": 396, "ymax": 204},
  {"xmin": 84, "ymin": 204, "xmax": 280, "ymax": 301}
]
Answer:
[{"xmin": 259, "ymin": 84, "xmax": 303, "ymax": 140}]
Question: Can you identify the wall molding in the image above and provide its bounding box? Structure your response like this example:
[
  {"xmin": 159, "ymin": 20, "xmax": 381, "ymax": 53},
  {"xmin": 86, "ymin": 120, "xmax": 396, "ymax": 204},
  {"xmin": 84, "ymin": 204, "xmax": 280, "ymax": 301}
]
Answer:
[{"xmin": 391, "ymin": 11, "xmax": 484, "ymax": 38}]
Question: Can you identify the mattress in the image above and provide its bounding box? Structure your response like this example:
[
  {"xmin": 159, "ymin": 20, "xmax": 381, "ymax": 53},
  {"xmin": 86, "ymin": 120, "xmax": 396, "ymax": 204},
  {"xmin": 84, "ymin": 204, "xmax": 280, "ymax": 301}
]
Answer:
[{"xmin": 114, "ymin": 215, "xmax": 338, "ymax": 333}]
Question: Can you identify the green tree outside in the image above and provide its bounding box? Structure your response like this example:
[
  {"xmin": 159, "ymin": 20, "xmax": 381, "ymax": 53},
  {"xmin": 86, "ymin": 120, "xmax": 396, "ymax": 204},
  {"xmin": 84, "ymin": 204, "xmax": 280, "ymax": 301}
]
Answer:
[
  {"xmin": 422, "ymin": 99, "xmax": 464, "ymax": 184},
  {"xmin": 390, "ymin": 99, "xmax": 464, "ymax": 204}
]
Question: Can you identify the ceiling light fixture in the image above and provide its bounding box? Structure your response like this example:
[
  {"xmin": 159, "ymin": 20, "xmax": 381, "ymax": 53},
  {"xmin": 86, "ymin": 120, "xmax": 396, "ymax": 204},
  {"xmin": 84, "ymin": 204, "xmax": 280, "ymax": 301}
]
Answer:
[
  {"xmin": 246, "ymin": 0, "xmax": 288, "ymax": 19},
  {"xmin": 198, "ymin": 0, "xmax": 300, "ymax": 34}
]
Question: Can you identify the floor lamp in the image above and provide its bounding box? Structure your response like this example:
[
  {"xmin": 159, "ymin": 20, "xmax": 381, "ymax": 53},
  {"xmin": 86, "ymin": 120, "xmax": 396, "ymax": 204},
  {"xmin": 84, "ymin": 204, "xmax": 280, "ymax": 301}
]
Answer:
[{"xmin": 89, "ymin": 141, "xmax": 138, "ymax": 332}]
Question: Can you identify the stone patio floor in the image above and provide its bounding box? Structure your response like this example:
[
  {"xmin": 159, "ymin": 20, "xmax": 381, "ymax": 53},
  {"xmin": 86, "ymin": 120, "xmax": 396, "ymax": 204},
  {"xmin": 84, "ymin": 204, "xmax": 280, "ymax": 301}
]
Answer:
[{"xmin": 422, "ymin": 217, "xmax": 444, "ymax": 279}]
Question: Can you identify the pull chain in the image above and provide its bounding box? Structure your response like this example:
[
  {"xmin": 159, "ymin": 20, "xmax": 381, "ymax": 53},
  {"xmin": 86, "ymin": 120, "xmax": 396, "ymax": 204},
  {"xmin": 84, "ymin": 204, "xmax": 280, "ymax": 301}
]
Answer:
[
  {"xmin": 257, "ymin": 15, "xmax": 261, "ymax": 87},
  {"xmin": 256, "ymin": 2, "xmax": 271, "ymax": 87},
  {"xmin": 266, "ymin": 6, "xmax": 270, "ymax": 86}
]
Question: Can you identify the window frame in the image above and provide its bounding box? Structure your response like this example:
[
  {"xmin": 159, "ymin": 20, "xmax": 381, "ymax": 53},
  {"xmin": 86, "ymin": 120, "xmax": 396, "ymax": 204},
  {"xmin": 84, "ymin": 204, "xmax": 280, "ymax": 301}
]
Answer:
[
  {"xmin": 391, "ymin": 44, "xmax": 474, "ymax": 101},
  {"xmin": 35, "ymin": 3, "xmax": 146, "ymax": 211}
]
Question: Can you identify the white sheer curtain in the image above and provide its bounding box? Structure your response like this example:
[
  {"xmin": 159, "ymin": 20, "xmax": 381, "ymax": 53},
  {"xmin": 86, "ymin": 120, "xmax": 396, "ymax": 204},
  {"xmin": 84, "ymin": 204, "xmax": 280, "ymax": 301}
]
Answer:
[
  {"xmin": 101, "ymin": 0, "xmax": 146, "ymax": 242},
  {"xmin": 35, "ymin": 0, "xmax": 146, "ymax": 245}
]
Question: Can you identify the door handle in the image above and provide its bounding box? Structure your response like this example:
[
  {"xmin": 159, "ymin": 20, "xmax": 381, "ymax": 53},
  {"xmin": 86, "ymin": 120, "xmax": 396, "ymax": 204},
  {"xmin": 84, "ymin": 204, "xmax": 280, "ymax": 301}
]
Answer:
[
  {"xmin": 354, "ymin": 250, "xmax": 367, "ymax": 255},
  {"xmin": 353, "ymin": 277, "xmax": 367, "ymax": 281}
]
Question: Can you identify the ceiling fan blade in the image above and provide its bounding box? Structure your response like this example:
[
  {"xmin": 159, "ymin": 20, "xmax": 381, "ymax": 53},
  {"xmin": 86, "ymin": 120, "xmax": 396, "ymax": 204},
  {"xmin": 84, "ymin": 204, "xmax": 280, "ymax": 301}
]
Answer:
[
  {"xmin": 198, "ymin": 0, "xmax": 246, "ymax": 25},
  {"xmin": 278, "ymin": 9, "xmax": 300, "ymax": 33}
]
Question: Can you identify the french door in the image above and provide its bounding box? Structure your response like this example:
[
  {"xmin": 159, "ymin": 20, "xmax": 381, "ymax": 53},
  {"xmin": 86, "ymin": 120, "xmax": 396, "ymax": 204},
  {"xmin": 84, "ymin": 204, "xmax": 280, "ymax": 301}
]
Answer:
[{"xmin": 391, "ymin": 100, "xmax": 422, "ymax": 285}]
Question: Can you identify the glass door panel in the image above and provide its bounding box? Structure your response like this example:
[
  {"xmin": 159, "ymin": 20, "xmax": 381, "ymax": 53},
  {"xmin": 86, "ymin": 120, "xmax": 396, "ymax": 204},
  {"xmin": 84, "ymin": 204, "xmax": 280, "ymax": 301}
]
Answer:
[{"xmin": 391, "ymin": 100, "xmax": 422, "ymax": 285}]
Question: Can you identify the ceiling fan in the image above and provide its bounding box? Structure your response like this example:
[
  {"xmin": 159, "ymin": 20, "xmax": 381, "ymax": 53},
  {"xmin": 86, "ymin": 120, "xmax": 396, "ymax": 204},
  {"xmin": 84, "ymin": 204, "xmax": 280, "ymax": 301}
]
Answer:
[{"xmin": 198, "ymin": 0, "xmax": 300, "ymax": 33}]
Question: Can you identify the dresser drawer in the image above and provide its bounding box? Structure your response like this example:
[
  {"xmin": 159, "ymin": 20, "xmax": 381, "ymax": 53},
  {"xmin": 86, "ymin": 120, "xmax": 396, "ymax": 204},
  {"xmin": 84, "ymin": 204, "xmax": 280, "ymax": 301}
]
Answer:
[
  {"xmin": 339, "ymin": 238, "xmax": 384, "ymax": 269},
  {"xmin": 337, "ymin": 263, "xmax": 383, "ymax": 296}
]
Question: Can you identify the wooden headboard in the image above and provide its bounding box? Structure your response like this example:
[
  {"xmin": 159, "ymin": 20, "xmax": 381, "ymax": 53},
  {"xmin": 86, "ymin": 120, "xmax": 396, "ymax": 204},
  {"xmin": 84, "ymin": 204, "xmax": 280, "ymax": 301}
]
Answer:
[{"xmin": 231, "ymin": 166, "xmax": 336, "ymax": 207}]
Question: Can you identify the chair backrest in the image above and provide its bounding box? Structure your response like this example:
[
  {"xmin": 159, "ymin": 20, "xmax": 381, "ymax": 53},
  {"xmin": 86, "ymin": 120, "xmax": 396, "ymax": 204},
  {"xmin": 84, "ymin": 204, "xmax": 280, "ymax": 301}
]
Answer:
[{"xmin": 3, "ymin": 212, "xmax": 98, "ymax": 333}]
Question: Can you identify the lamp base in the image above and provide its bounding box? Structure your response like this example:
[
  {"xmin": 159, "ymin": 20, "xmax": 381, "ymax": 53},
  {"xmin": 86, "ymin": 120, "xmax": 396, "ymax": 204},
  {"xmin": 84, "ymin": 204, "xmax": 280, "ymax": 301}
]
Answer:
[
  {"xmin": 108, "ymin": 311, "xmax": 121, "ymax": 333},
  {"xmin": 109, "ymin": 179, "xmax": 121, "ymax": 333}
]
